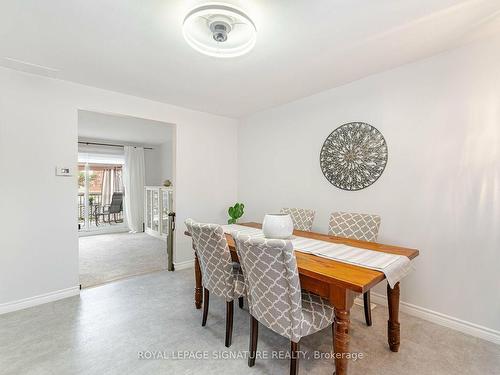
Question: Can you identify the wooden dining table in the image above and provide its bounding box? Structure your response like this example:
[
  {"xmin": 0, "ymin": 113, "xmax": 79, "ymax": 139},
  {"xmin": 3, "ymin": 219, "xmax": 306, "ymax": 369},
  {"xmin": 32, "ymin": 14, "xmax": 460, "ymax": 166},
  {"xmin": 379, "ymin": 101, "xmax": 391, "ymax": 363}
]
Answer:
[{"xmin": 185, "ymin": 222, "xmax": 419, "ymax": 375}]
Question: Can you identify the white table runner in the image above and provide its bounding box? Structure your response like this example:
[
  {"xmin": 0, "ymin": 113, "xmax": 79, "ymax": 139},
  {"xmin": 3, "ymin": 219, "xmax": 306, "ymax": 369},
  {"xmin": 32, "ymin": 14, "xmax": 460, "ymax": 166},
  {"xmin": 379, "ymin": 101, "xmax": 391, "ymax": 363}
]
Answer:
[{"xmin": 222, "ymin": 224, "xmax": 412, "ymax": 288}]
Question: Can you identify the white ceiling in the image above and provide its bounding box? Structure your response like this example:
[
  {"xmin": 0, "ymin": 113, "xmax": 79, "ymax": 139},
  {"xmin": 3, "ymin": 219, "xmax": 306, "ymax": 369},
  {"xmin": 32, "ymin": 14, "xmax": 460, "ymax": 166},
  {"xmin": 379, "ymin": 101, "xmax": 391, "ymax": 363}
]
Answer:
[
  {"xmin": 78, "ymin": 110, "xmax": 173, "ymax": 145},
  {"xmin": 1, "ymin": 0, "xmax": 500, "ymax": 118}
]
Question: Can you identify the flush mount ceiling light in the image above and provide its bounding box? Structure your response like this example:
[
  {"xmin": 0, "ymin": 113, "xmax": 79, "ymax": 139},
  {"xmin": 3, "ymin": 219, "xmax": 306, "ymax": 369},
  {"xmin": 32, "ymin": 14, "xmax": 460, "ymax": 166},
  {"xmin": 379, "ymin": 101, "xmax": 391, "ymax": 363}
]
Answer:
[{"xmin": 183, "ymin": 3, "xmax": 257, "ymax": 58}]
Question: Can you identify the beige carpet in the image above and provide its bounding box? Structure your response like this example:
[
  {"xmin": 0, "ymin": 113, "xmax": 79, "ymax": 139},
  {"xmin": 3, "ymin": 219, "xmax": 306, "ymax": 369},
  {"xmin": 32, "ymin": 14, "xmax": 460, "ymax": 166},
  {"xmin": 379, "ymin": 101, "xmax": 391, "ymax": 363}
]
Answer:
[{"xmin": 79, "ymin": 232, "xmax": 167, "ymax": 288}]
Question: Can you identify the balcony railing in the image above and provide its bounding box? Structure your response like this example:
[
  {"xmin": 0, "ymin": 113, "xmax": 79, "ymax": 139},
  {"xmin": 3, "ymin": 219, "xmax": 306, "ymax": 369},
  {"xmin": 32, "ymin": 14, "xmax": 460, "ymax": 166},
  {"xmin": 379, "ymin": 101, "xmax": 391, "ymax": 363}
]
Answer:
[{"xmin": 78, "ymin": 192, "xmax": 123, "ymax": 229}]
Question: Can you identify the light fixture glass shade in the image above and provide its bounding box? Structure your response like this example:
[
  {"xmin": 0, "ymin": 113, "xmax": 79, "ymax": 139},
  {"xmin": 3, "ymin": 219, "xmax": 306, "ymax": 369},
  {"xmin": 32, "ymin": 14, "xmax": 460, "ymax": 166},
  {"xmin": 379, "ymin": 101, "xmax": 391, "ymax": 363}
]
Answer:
[{"xmin": 183, "ymin": 4, "xmax": 257, "ymax": 58}]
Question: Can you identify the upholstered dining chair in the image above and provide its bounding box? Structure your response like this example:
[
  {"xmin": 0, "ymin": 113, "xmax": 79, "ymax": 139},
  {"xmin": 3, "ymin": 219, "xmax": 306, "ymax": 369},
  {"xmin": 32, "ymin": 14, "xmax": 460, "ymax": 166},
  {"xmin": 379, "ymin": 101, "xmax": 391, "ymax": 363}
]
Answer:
[
  {"xmin": 280, "ymin": 207, "xmax": 315, "ymax": 232},
  {"xmin": 233, "ymin": 233, "xmax": 335, "ymax": 375},
  {"xmin": 328, "ymin": 211, "xmax": 381, "ymax": 326},
  {"xmin": 185, "ymin": 219, "xmax": 246, "ymax": 347}
]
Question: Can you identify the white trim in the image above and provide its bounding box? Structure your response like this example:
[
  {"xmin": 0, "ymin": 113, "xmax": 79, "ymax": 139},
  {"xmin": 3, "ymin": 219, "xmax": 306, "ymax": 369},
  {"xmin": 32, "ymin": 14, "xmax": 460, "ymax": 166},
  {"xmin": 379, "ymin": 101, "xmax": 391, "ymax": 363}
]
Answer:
[
  {"xmin": 78, "ymin": 226, "xmax": 129, "ymax": 237},
  {"xmin": 354, "ymin": 297, "xmax": 377, "ymax": 310},
  {"xmin": 174, "ymin": 259, "xmax": 194, "ymax": 270},
  {"xmin": 0, "ymin": 286, "xmax": 80, "ymax": 315},
  {"xmin": 370, "ymin": 292, "xmax": 500, "ymax": 345},
  {"xmin": 145, "ymin": 227, "xmax": 167, "ymax": 240}
]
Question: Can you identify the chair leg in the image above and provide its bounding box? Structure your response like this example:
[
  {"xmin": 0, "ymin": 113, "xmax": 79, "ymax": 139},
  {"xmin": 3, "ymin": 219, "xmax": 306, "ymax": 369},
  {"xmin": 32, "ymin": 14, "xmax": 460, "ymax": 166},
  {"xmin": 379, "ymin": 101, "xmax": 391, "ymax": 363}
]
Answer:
[
  {"xmin": 238, "ymin": 296, "xmax": 244, "ymax": 309},
  {"xmin": 363, "ymin": 291, "xmax": 372, "ymax": 326},
  {"xmin": 290, "ymin": 341, "xmax": 300, "ymax": 375},
  {"xmin": 248, "ymin": 315, "xmax": 259, "ymax": 367},
  {"xmin": 225, "ymin": 300, "xmax": 234, "ymax": 347},
  {"xmin": 202, "ymin": 288, "xmax": 209, "ymax": 327}
]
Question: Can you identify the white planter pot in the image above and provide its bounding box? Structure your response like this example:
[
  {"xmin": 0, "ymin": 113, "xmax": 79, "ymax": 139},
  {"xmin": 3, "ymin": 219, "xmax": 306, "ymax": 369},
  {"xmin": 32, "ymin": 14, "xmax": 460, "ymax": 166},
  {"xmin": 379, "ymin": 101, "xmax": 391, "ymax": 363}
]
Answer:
[{"xmin": 262, "ymin": 214, "xmax": 294, "ymax": 239}]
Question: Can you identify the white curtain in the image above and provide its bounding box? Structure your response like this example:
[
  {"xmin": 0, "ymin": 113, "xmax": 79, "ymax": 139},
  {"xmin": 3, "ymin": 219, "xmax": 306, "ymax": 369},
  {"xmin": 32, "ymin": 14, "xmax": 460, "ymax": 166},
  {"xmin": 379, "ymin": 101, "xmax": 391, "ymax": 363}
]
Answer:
[
  {"xmin": 123, "ymin": 146, "xmax": 145, "ymax": 233},
  {"xmin": 101, "ymin": 167, "xmax": 122, "ymax": 206}
]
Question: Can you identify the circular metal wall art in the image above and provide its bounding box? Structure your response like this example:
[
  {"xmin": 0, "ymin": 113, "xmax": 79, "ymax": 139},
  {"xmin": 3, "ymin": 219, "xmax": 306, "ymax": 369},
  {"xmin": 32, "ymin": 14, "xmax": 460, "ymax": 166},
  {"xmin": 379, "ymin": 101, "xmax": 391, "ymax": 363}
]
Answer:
[{"xmin": 319, "ymin": 122, "xmax": 388, "ymax": 191}]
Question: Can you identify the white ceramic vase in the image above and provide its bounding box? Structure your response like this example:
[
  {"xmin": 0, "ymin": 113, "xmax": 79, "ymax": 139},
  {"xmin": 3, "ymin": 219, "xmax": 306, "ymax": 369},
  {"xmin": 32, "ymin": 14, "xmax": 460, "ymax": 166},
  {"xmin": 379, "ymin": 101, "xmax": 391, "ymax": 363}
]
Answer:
[{"xmin": 262, "ymin": 214, "xmax": 294, "ymax": 239}]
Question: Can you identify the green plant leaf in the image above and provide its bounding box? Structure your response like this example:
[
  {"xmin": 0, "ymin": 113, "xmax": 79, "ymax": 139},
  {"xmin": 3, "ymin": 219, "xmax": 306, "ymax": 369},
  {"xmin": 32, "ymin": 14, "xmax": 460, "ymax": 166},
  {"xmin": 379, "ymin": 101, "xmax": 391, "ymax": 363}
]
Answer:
[{"xmin": 227, "ymin": 202, "xmax": 245, "ymax": 223}]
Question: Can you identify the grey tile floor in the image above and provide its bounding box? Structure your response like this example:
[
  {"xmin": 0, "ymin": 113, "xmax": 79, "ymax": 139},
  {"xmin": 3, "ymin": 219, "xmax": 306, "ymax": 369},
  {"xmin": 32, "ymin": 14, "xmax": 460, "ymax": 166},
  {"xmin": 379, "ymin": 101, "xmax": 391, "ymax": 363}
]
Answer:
[{"xmin": 0, "ymin": 269, "xmax": 499, "ymax": 375}]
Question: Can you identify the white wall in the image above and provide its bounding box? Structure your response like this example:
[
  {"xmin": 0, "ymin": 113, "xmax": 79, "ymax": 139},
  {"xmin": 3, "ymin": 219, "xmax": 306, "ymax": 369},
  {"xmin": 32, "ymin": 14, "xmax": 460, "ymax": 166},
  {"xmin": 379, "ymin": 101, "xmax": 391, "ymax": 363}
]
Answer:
[
  {"xmin": 238, "ymin": 36, "xmax": 500, "ymax": 333},
  {"xmin": 77, "ymin": 138, "xmax": 168, "ymax": 186},
  {"xmin": 144, "ymin": 143, "xmax": 170, "ymax": 186},
  {"xmin": 146, "ymin": 139, "xmax": 174, "ymax": 186},
  {"xmin": 77, "ymin": 110, "xmax": 174, "ymax": 186},
  {"xmin": 1, "ymin": 29, "xmax": 498, "ymax": 341},
  {"xmin": 0, "ymin": 67, "xmax": 238, "ymax": 307},
  {"xmin": 160, "ymin": 139, "xmax": 173, "ymax": 184}
]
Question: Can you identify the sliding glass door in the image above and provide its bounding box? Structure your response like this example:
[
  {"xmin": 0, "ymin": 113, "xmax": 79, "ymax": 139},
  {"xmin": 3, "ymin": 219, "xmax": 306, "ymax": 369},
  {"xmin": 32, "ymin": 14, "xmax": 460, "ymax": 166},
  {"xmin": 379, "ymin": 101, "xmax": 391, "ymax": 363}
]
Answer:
[{"xmin": 77, "ymin": 160, "xmax": 125, "ymax": 232}]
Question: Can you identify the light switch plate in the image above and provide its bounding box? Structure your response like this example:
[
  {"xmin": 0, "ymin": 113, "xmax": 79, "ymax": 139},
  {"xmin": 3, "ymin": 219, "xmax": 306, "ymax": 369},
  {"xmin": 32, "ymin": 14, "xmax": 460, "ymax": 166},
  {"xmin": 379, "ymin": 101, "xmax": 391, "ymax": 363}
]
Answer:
[{"xmin": 55, "ymin": 166, "xmax": 73, "ymax": 176}]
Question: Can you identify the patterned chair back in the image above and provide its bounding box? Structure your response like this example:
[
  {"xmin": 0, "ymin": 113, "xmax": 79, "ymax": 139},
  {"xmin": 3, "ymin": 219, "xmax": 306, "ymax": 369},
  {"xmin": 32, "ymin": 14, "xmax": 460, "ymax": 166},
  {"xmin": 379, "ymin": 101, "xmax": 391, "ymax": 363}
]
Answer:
[
  {"xmin": 328, "ymin": 212, "xmax": 381, "ymax": 242},
  {"xmin": 233, "ymin": 233, "xmax": 303, "ymax": 342},
  {"xmin": 280, "ymin": 208, "xmax": 315, "ymax": 231},
  {"xmin": 185, "ymin": 219, "xmax": 234, "ymax": 300}
]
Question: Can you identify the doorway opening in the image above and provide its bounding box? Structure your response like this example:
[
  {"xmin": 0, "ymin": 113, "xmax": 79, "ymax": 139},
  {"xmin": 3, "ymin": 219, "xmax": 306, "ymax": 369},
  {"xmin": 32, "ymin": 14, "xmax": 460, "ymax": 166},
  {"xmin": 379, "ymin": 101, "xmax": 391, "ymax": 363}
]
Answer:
[
  {"xmin": 77, "ymin": 110, "xmax": 175, "ymax": 288},
  {"xmin": 78, "ymin": 160, "xmax": 125, "ymax": 233}
]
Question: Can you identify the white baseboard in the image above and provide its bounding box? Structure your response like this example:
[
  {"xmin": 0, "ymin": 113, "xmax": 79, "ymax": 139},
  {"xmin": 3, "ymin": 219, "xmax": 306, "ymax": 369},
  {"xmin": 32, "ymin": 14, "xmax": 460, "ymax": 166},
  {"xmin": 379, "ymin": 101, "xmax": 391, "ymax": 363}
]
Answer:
[
  {"xmin": 78, "ymin": 226, "xmax": 129, "ymax": 237},
  {"xmin": 370, "ymin": 292, "xmax": 500, "ymax": 345},
  {"xmin": 0, "ymin": 286, "xmax": 80, "ymax": 315},
  {"xmin": 174, "ymin": 259, "xmax": 194, "ymax": 270},
  {"xmin": 354, "ymin": 296, "xmax": 376, "ymax": 310}
]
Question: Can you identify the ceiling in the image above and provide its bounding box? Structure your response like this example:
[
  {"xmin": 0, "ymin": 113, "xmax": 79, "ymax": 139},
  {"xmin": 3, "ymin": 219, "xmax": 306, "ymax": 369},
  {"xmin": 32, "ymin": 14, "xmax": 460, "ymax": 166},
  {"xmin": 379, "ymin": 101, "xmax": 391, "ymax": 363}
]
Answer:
[
  {"xmin": 1, "ymin": 0, "xmax": 500, "ymax": 118},
  {"xmin": 78, "ymin": 110, "xmax": 173, "ymax": 145}
]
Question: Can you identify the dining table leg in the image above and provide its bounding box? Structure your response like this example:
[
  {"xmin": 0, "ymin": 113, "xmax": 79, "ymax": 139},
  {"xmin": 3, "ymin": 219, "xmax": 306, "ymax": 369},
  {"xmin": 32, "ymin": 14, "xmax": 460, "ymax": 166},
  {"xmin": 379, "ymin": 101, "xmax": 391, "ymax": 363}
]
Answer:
[
  {"xmin": 330, "ymin": 286, "xmax": 355, "ymax": 375},
  {"xmin": 387, "ymin": 282, "xmax": 400, "ymax": 352},
  {"xmin": 333, "ymin": 308, "xmax": 350, "ymax": 375},
  {"xmin": 194, "ymin": 251, "xmax": 203, "ymax": 309}
]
